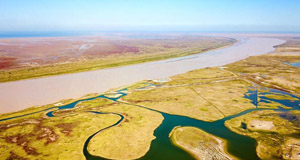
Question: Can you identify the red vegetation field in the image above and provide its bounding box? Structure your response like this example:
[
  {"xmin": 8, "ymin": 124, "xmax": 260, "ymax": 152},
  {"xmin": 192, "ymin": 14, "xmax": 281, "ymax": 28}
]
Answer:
[
  {"xmin": 0, "ymin": 36, "xmax": 142, "ymax": 69},
  {"xmin": 0, "ymin": 34, "xmax": 233, "ymax": 70}
]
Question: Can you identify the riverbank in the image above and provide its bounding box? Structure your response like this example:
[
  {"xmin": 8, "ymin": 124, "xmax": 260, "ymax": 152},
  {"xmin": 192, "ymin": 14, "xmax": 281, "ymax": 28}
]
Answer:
[
  {"xmin": 1, "ymin": 44, "xmax": 300, "ymax": 159},
  {"xmin": 0, "ymin": 35, "xmax": 234, "ymax": 83},
  {"xmin": 0, "ymin": 37, "xmax": 284, "ymax": 114}
]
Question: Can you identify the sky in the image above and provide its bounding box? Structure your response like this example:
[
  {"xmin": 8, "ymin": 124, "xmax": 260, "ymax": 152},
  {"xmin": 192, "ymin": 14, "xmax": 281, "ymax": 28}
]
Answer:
[{"xmin": 0, "ymin": 0, "xmax": 300, "ymax": 32}]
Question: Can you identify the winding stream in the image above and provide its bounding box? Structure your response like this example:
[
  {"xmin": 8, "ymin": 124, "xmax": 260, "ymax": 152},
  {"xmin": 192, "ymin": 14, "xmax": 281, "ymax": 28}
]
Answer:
[
  {"xmin": 0, "ymin": 37, "xmax": 295, "ymax": 159},
  {"xmin": 83, "ymin": 111, "xmax": 124, "ymax": 160},
  {"xmin": 83, "ymin": 86, "xmax": 300, "ymax": 160},
  {"xmin": 1, "ymin": 85, "xmax": 299, "ymax": 160}
]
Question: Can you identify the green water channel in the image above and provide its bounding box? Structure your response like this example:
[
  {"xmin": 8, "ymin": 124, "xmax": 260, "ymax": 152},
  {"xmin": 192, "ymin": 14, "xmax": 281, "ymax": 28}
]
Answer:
[{"xmin": 1, "ymin": 87, "xmax": 299, "ymax": 160}]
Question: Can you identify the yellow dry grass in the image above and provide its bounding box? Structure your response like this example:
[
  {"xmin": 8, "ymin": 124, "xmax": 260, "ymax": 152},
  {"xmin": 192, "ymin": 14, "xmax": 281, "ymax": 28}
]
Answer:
[
  {"xmin": 123, "ymin": 74, "xmax": 255, "ymax": 121},
  {"xmin": 0, "ymin": 112, "xmax": 120, "ymax": 160},
  {"xmin": 226, "ymin": 51, "xmax": 300, "ymax": 96},
  {"xmin": 169, "ymin": 126, "xmax": 232, "ymax": 160},
  {"xmin": 225, "ymin": 110, "xmax": 300, "ymax": 160},
  {"xmin": 85, "ymin": 101, "xmax": 164, "ymax": 159}
]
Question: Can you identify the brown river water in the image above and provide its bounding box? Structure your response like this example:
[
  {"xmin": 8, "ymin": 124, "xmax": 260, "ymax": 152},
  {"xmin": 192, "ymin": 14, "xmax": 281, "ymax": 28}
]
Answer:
[{"xmin": 0, "ymin": 37, "xmax": 285, "ymax": 113}]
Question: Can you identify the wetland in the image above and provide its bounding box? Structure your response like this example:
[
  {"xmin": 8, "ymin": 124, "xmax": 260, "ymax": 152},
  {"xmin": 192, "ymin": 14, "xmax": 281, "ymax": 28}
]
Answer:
[{"xmin": 2, "ymin": 36, "xmax": 300, "ymax": 160}]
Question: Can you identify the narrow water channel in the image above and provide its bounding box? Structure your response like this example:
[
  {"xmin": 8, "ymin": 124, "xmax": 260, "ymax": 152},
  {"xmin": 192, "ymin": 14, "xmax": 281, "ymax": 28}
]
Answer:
[
  {"xmin": 1, "ymin": 86, "xmax": 299, "ymax": 160},
  {"xmin": 81, "ymin": 86, "xmax": 300, "ymax": 160}
]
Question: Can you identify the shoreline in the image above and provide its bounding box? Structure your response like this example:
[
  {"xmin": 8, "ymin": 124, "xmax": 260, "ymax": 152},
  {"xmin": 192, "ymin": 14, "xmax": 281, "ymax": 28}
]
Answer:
[
  {"xmin": 0, "ymin": 36, "xmax": 235, "ymax": 83},
  {"xmin": 1, "ymin": 51, "xmax": 299, "ymax": 159},
  {"xmin": 0, "ymin": 37, "xmax": 285, "ymax": 114},
  {"xmin": 0, "ymin": 38, "xmax": 235, "ymax": 84},
  {"xmin": 86, "ymin": 114, "xmax": 165, "ymax": 160},
  {"xmin": 169, "ymin": 126, "xmax": 236, "ymax": 160}
]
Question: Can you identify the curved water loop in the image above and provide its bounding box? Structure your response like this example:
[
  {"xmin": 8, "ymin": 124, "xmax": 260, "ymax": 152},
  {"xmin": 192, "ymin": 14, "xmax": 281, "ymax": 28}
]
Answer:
[
  {"xmin": 1, "ymin": 84, "xmax": 299, "ymax": 160},
  {"xmin": 80, "ymin": 85, "xmax": 300, "ymax": 160},
  {"xmin": 0, "ymin": 38, "xmax": 294, "ymax": 159},
  {"xmin": 83, "ymin": 111, "xmax": 124, "ymax": 160}
]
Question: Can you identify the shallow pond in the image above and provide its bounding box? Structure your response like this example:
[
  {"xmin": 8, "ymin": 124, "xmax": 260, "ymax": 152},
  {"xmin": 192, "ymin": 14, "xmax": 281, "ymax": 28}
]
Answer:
[
  {"xmin": 290, "ymin": 62, "xmax": 300, "ymax": 67},
  {"xmin": 285, "ymin": 62, "xmax": 300, "ymax": 68}
]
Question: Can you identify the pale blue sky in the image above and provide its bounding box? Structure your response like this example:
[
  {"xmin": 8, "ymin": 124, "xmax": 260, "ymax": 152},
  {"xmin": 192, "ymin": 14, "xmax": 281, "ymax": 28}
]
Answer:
[{"xmin": 0, "ymin": 0, "xmax": 300, "ymax": 32}]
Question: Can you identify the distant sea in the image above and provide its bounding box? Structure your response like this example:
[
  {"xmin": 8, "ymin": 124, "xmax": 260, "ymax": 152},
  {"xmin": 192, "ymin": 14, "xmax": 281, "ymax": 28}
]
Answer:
[
  {"xmin": 0, "ymin": 30, "xmax": 299, "ymax": 39},
  {"xmin": 0, "ymin": 31, "xmax": 91, "ymax": 39}
]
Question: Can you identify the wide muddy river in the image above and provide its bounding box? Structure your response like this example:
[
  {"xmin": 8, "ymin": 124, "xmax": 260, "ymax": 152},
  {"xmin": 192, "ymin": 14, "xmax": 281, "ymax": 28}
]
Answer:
[{"xmin": 0, "ymin": 37, "xmax": 285, "ymax": 113}]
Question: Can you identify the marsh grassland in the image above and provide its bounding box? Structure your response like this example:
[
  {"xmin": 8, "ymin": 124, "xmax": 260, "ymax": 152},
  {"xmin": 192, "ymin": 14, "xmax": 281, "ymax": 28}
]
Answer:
[
  {"xmin": 122, "ymin": 68, "xmax": 255, "ymax": 122},
  {"xmin": 225, "ymin": 110, "xmax": 300, "ymax": 159},
  {"xmin": 222, "ymin": 37, "xmax": 300, "ymax": 159},
  {"xmin": 226, "ymin": 37, "xmax": 300, "ymax": 97},
  {"xmin": 1, "ymin": 37, "xmax": 300, "ymax": 160},
  {"xmin": 0, "ymin": 107, "xmax": 120, "ymax": 159},
  {"xmin": 0, "ymin": 98, "xmax": 163, "ymax": 160},
  {"xmin": 1, "ymin": 65, "xmax": 255, "ymax": 159},
  {"xmin": 81, "ymin": 99, "xmax": 164, "ymax": 159}
]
